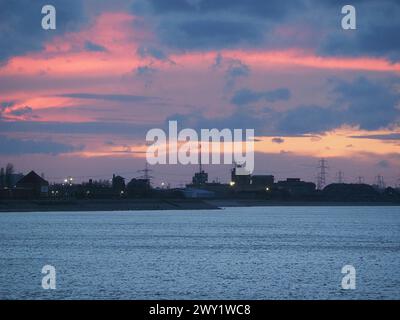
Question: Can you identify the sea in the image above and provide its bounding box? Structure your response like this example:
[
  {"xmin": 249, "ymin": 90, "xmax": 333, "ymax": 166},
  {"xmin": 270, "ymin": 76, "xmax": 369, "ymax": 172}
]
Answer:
[{"xmin": 0, "ymin": 206, "xmax": 399, "ymax": 300}]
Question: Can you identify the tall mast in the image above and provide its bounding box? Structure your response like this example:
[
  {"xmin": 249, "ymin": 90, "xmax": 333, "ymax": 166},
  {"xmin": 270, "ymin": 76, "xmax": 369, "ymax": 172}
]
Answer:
[{"xmin": 199, "ymin": 141, "xmax": 202, "ymax": 173}]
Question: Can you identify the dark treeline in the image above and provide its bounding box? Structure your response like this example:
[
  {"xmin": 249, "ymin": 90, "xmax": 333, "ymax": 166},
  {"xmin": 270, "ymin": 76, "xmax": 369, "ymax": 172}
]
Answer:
[{"xmin": 0, "ymin": 163, "xmax": 16, "ymax": 189}]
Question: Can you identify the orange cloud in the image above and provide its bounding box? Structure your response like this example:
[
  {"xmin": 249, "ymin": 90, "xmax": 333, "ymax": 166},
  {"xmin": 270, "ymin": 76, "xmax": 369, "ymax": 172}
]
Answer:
[{"xmin": 255, "ymin": 127, "xmax": 400, "ymax": 159}]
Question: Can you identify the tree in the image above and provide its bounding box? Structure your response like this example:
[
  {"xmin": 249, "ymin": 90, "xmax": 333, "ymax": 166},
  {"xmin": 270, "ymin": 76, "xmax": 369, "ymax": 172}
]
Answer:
[
  {"xmin": 5, "ymin": 163, "xmax": 14, "ymax": 188},
  {"xmin": 0, "ymin": 168, "xmax": 4, "ymax": 188}
]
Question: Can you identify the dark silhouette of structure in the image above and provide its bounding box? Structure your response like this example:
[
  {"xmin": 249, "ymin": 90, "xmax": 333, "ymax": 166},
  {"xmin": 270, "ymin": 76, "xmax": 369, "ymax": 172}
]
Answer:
[
  {"xmin": 191, "ymin": 142, "xmax": 208, "ymax": 185},
  {"xmin": 251, "ymin": 175, "xmax": 274, "ymax": 189},
  {"xmin": 1, "ymin": 161, "xmax": 399, "ymax": 203},
  {"xmin": 230, "ymin": 164, "xmax": 251, "ymax": 187},
  {"xmin": 317, "ymin": 158, "xmax": 328, "ymax": 190},
  {"xmin": 15, "ymin": 171, "xmax": 49, "ymax": 198},
  {"xmin": 137, "ymin": 163, "xmax": 153, "ymax": 184}
]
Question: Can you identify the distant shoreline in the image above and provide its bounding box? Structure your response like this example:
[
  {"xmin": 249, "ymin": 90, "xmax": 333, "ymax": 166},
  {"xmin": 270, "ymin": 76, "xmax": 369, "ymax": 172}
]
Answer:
[{"xmin": 0, "ymin": 198, "xmax": 399, "ymax": 212}]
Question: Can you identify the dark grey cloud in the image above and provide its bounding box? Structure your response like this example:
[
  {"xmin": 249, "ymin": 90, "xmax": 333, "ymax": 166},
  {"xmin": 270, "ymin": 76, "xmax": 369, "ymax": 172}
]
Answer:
[
  {"xmin": 350, "ymin": 133, "xmax": 400, "ymax": 140},
  {"xmin": 165, "ymin": 108, "xmax": 266, "ymax": 136},
  {"xmin": 0, "ymin": 102, "xmax": 33, "ymax": 119},
  {"xmin": 275, "ymin": 105, "xmax": 340, "ymax": 135},
  {"xmin": 376, "ymin": 160, "xmax": 390, "ymax": 168},
  {"xmin": 231, "ymin": 88, "xmax": 291, "ymax": 106},
  {"xmin": 159, "ymin": 19, "xmax": 264, "ymax": 50},
  {"xmin": 318, "ymin": 0, "xmax": 400, "ymax": 61},
  {"xmin": 274, "ymin": 76, "xmax": 400, "ymax": 134},
  {"xmin": 0, "ymin": 135, "xmax": 81, "ymax": 155},
  {"xmin": 134, "ymin": 0, "xmax": 304, "ymax": 19},
  {"xmin": 0, "ymin": 101, "xmax": 15, "ymax": 109},
  {"xmin": 224, "ymin": 59, "xmax": 250, "ymax": 89},
  {"xmin": 226, "ymin": 61, "xmax": 250, "ymax": 79},
  {"xmin": 211, "ymin": 54, "xmax": 250, "ymax": 89},
  {"xmin": 0, "ymin": 120, "xmax": 153, "ymax": 137},
  {"xmin": 8, "ymin": 106, "xmax": 33, "ymax": 116},
  {"xmin": 137, "ymin": 46, "xmax": 168, "ymax": 61},
  {"xmin": 135, "ymin": 65, "xmax": 157, "ymax": 76},
  {"xmin": 131, "ymin": 0, "xmax": 304, "ymax": 51},
  {"xmin": 58, "ymin": 93, "xmax": 158, "ymax": 102},
  {"xmin": 3, "ymin": 0, "xmax": 398, "ymax": 63},
  {"xmin": 166, "ymin": 76, "xmax": 400, "ymax": 136},
  {"xmin": 0, "ymin": 0, "xmax": 88, "ymax": 62},
  {"xmin": 2, "ymin": 0, "xmax": 399, "ymax": 63},
  {"xmin": 330, "ymin": 77, "xmax": 400, "ymax": 130},
  {"xmin": 135, "ymin": 65, "xmax": 158, "ymax": 87},
  {"xmin": 84, "ymin": 41, "xmax": 107, "ymax": 52},
  {"xmin": 0, "ymin": 101, "xmax": 13, "ymax": 118},
  {"xmin": 131, "ymin": 0, "xmax": 400, "ymax": 61},
  {"xmin": 271, "ymin": 137, "xmax": 285, "ymax": 144}
]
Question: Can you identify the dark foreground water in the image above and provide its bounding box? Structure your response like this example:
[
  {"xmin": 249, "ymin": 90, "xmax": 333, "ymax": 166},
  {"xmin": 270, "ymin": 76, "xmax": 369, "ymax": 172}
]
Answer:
[{"xmin": 0, "ymin": 207, "xmax": 399, "ymax": 300}]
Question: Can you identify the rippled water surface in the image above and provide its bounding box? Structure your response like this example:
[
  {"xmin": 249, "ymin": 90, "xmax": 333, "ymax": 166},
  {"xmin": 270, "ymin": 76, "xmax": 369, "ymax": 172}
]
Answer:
[{"xmin": 0, "ymin": 206, "xmax": 399, "ymax": 299}]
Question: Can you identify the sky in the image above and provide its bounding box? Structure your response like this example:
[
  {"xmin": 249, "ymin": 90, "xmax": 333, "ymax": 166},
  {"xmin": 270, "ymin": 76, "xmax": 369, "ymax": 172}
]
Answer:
[{"xmin": 0, "ymin": 0, "xmax": 399, "ymax": 187}]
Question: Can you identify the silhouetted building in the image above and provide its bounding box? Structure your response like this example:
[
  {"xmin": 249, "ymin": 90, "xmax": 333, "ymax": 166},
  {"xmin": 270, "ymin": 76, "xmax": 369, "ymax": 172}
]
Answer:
[
  {"xmin": 231, "ymin": 165, "xmax": 251, "ymax": 187},
  {"xmin": 15, "ymin": 171, "xmax": 49, "ymax": 198},
  {"xmin": 10, "ymin": 173, "xmax": 24, "ymax": 187},
  {"xmin": 251, "ymin": 175, "xmax": 274, "ymax": 189},
  {"xmin": 68, "ymin": 179, "xmax": 114, "ymax": 199},
  {"xmin": 192, "ymin": 171, "xmax": 208, "ymax": 185},
  {"xmin": 186, "ymin": 177, "xmax": 231, "ymax": 198}
]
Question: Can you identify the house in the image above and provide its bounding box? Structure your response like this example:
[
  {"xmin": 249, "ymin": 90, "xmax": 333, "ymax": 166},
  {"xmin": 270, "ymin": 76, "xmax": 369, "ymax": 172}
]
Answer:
[
  {"xmin": 230, "ymin": 165, "xmax": 251, "ymax": 187},
  {"xmin": 15, "ymin": 171, "xmax": 49, "ymax": 198},
  {"xmin": 251, "ymin": 175, "xmax": 275, "ymax": 189},
  {"xmin": 192, "ymin": 170, "xmax": 208, "ymax": 185}
]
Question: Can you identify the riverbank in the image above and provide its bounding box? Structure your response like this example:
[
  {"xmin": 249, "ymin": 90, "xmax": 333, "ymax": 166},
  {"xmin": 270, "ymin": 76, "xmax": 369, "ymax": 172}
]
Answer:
[
  {"xmin": 207, "ymin": 199, "xmax": 400, "ymax": 207},
  {"xmin": 0, "ymin": 198, "xmax": 399, "ymax": 212},
  {"xmin": 0, "ymin": 199, "xmax": 219, "ymax": 212}
]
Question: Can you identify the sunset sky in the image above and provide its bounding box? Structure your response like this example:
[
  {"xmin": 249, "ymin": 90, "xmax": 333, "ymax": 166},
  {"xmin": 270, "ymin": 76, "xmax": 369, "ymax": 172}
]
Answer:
[{"xmin": 0, "ymin": 0, "xmax": 399, "ymax": 187}]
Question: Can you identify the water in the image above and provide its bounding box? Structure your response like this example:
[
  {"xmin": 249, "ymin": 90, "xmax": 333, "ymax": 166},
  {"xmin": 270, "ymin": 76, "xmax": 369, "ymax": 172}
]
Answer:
[{"xmin": 0, "ymin": 206, "xmax": 399, "ymax": 300}]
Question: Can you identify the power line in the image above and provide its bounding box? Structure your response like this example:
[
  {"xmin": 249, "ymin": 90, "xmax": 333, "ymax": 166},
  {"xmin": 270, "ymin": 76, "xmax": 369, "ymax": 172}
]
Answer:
[
  {"xmin": 336, "ymin": 171, "xmax": 344, "ymax": 183},
  {"xmin": 375, "ymin": 175, "xmax": 386, "ymax": 189},
  {"xmin": 137, "ymin": 162, "xmax": 154, "ymax": 181}
]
